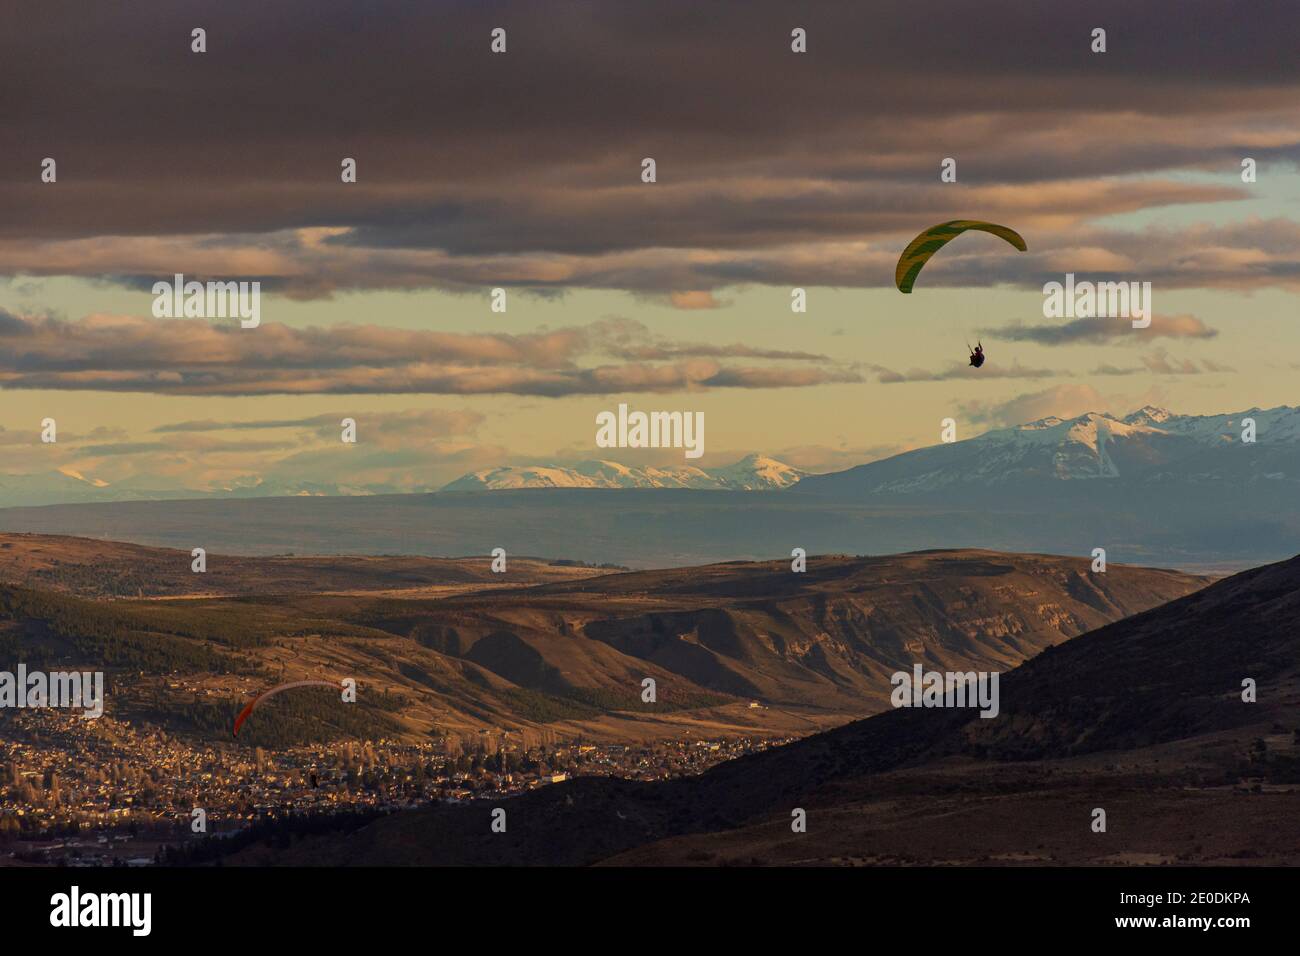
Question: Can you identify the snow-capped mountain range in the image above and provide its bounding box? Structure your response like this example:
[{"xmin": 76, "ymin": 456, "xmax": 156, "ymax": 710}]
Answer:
[
  {"xmin": 6, "ymin": 406, "xmax": 1297, "ymax": 568},
  {"xmin": 441, "ymin": 406, "xmax": 1300, "ymax": 496},
  {"xmin": 6, "ymin": 406, "xmax": 1294, "ymax": 512},
  {"xmin": 795, "ymin": 405, "xmax": 1300, "ymax": 497},
  {"xmin": 442, "ymin": 454, "xmax": 806, "ymax": 491}
]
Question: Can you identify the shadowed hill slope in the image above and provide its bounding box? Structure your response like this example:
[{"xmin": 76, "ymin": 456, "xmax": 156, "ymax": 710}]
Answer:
[
  {"xmin": 0, "ymin": 540, "xmax": 1212, "ymax": 749},
  {"xmin": 243, "ymin": 554, "xmax": 1297, "ymax": 865},
  {"xmin": 334, "ymin": 549, "xmax": 1209, "ymax": 713}
]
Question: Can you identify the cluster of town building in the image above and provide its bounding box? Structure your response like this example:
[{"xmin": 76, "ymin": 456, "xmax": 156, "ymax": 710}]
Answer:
[{"xmin": 0, "ymin": 709, "xmax": 791, "ymax": 865}]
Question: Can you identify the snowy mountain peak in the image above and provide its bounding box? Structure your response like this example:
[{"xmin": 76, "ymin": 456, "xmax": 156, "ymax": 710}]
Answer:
[
  {"xmin": 713, "ymin": 454, "xmax": 806, "ymax": 489},
  {"xmin": 442, "ymin": 455, "xmax": 806, "ymax": 491},
  {"xmin": 991, "ymin": 407, "xmax": 1300, "ymax": 480},
  {"xmin": 1124, "ymin": 404, "xmax": 1175, "ymax": 426},
  {"xmin": 795, "ymin": 404, "xmax": 1300, "ymax": 497}
]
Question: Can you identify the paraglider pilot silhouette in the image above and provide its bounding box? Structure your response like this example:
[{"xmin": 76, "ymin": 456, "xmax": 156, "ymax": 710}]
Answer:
[{"xmin": 894, "ymin": 220, "xmax": 1026, "ymax": 373}]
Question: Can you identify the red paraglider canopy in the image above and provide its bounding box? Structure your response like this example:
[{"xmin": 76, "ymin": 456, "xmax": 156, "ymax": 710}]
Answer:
[{"xmin": 232, "ymin": 680, "xmax": 344, "ymax": 738}]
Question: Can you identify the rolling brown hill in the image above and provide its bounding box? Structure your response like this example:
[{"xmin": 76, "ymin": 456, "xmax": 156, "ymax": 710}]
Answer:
[
  {"xmin": 0, "ymin": 540, "xmax": 1207, "ymax": 747},
  {"xmin": 334, "ymin": 549, "xmax": 1209, "ymax": 713},
  {"xmin": 240, "ymin": 553, "xmax": 1299, "ymax": 866},
  {"xmin": 0, "ymin": 533, "xmax": 611, "ymax": 598}
]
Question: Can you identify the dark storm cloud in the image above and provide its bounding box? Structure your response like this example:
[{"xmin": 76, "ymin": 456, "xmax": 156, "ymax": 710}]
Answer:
[
  {"xmin": 153, "ymin": 409, "xmax": 486, "ymax": 446},
  {"xmin": 0, "ymin": 311, "xmax": 848, "ymax": 397},
  {"xmin": 993, "ymin": 314, "xmax": 1218, "ymax": 345},
  {"xmin": 0, "ymin": 309, "xmax": 34, "ymax": 335},
  {"xmin": 0, "ymin": 0, "xmax": 1297, "ymax": 293},
  {"xmin": 1091, "ymin": 350, "xmax": 1235, "ymax": 376}
]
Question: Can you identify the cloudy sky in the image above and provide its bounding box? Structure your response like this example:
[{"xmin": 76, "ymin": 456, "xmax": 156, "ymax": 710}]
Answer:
[{"xmin": 1, "ymin": 0, "xmax": 1297, "ymax": 500}]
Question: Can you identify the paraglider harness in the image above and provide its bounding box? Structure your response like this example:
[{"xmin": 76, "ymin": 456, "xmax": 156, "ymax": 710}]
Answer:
[{"xmin": 968, "ymin": 341, "xmax": 985, "ymax": 368}]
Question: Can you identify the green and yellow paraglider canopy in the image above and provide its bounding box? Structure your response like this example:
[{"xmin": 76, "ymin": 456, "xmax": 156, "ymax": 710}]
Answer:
[{"xmin": 894, "ymin": 219, "xmax": 1027, "ymax": 294}]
